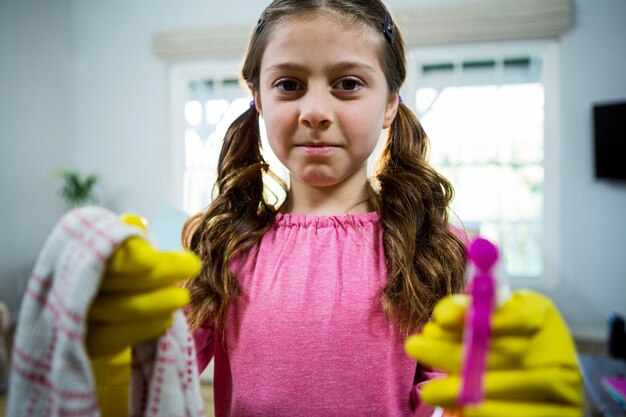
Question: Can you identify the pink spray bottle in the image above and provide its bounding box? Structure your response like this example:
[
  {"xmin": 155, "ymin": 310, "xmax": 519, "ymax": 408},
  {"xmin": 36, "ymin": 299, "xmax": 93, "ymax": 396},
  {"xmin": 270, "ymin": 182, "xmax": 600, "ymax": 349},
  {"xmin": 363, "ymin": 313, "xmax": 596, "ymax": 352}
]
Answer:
[
  {"xmin": 455, "ymin": 236, "xmax": 511, "ymax": 414},
  {"xmin": 416, "ymin": 237, "xmax": 511, "ymax": 417}
]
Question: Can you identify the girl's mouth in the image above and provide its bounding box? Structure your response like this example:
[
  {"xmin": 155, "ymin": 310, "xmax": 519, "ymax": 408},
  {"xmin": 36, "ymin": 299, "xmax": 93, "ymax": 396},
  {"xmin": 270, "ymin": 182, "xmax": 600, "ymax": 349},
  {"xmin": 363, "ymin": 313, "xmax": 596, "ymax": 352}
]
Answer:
[{"xmin": 297, "ymin": 144, "xmax": 338, "ymax": 155}]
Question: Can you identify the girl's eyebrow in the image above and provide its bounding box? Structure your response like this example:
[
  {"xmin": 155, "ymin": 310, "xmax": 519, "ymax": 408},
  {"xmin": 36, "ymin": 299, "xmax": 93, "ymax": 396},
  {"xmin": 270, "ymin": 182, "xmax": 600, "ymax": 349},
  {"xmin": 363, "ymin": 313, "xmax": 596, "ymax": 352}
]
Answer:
[
  {"xmin": 327, "ymin": 61, "xmax": 377, "ymax": 75},
  {"xmin": 264, "ymin": 61, "xmax": 377, "ymax": 75}
]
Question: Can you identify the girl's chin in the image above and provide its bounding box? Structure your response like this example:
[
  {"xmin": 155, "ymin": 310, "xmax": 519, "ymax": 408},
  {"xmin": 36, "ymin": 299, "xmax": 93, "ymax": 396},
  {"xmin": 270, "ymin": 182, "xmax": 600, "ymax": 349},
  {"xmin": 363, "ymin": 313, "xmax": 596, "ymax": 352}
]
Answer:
[
  {"xmin": 296, "ymin": 179, "xmax": 339, "ymax": 188},
  {"xmin": 293, "ymin": 174, "xmax": 364, "ymax": 189},
  {"xmin": 288, "ymin": 164, "xmax": 367, "ymax": 189},
  {"xmin": 291, "ymin": 173, "xmax": 341, "ymax": 188}
]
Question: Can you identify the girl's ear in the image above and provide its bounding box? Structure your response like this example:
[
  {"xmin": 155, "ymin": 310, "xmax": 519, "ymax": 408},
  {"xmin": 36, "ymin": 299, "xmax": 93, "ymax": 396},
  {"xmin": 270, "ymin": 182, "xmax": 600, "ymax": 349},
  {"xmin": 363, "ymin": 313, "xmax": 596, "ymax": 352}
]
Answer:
[{"xmin": 383, "ymin": 94, "xmax": 400, "ymax": 129}]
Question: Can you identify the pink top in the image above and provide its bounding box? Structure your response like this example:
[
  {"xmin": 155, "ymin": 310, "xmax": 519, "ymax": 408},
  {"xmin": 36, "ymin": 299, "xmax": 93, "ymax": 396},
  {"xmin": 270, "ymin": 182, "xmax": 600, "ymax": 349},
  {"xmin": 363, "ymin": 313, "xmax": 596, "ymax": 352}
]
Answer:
[{"xmin": 192, "ymin": 213, "xmax": 433, "ymax": 417}]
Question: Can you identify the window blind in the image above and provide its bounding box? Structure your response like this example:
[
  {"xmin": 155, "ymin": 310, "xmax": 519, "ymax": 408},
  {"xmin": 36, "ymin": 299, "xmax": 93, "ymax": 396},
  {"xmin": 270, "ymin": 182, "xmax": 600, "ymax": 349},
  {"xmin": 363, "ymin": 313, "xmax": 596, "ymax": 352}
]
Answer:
[{"xmin": 153, "ymin": 0, "xmax": 572, "ymax": 60}]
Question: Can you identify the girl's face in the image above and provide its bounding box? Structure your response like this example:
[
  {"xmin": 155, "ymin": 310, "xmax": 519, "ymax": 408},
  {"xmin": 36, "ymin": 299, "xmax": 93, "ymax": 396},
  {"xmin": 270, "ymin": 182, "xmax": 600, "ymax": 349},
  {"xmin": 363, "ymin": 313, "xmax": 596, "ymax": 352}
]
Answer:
[{"xmin": 255, "ymin": 13, "xmax": 399, "ymax": 190}]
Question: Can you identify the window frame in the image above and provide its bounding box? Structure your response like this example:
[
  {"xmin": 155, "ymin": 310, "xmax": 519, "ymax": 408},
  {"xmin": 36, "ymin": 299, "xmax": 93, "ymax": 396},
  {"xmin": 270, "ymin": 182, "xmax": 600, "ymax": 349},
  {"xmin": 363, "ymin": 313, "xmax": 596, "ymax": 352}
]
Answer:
[
  {"xmin": 403, "ymin": 40, "xmax": 562, "ymax": 289},
  {"xmin": 167, "ymin": 59, "xmax": 244, "ymax": 213}
]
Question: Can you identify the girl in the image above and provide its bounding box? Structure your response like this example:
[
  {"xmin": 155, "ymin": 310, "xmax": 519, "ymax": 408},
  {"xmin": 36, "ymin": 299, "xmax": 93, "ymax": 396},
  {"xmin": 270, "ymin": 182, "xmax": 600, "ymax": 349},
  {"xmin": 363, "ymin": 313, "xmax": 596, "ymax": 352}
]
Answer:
[
  {"xmin": 181, "ymin": 0, "xmax": 465, "ymax": 415},
  {"xmin": 179, "ymin": 0, "xmax": 582, "ymax": 416},
  {"xmin": 86, "ymin": 1, "xmax": 583, "ymax": 416}
]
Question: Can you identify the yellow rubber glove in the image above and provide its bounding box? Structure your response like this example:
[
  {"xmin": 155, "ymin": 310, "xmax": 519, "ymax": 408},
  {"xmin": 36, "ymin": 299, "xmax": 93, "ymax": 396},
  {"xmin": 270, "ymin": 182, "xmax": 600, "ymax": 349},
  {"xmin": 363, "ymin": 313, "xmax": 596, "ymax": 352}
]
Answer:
[
  {"xmin": 87, "ymin": 214, "xmax": 200, "ymax": 356},
  {"xmin": 87, "ymin": 214, "xmax": 201, "ymax": 417},
  {"xmin": 404, "ymin": 290, "xmax": 583, "ymax": 417}
]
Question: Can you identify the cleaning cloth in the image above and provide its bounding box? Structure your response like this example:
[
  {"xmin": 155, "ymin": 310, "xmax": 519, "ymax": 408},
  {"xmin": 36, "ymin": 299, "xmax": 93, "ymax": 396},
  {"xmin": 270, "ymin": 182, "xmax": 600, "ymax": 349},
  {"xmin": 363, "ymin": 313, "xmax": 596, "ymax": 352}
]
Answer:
[{"xmin": 7, "ymin": 206, "xmax": 205, "ymax": 417}]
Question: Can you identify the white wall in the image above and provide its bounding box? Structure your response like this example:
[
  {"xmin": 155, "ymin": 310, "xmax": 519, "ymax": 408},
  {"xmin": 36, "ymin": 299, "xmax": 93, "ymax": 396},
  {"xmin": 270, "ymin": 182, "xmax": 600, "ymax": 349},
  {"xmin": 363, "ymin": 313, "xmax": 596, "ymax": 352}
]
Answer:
[
  {"xmin": 70, "ymin": 0, "xmax": 267, "ymax": 217},
  {"xmin": 0, "ymin": 0, "xmax": 72, "ymax": 319},
  {"xmin": 546, "ymin": 0, "xmax": 626, "ymax": 338},
  {"xmin": 1, "ymin": 0, "xmax": 625, "ymax": 339}
]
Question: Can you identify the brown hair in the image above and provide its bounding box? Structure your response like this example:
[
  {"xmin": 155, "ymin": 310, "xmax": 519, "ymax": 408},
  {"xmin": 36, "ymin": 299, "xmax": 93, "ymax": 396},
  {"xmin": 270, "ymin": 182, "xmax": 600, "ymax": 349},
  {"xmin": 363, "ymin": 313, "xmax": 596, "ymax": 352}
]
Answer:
[{"xmin": 183, "ymin": 0, "xmax": 466, "ymax": 335}]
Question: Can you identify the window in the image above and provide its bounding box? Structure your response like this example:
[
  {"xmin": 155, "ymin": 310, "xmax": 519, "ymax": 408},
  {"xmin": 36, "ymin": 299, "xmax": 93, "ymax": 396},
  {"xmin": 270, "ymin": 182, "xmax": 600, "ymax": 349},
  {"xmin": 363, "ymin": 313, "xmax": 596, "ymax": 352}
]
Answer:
[
  {"xmin": 168, "ymin": 61, "xmax": 287, "ymax": 216},
  {"xmin": 183, "ymin": 78, "xmax": 250, "ymax": 214},
  {"xmin": 404, "ymin": 41, "xmax": 561, "ymax": 284},
  {"xmin": 169, "ymin": 41, "xmax": 561, "ymax": 286}
]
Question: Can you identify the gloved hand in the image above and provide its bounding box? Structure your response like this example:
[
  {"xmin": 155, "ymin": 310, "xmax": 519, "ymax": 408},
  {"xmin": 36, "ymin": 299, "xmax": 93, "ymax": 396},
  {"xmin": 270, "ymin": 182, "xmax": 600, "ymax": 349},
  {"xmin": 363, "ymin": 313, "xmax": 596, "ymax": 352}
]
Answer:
[
  {"xmin": 87, "ymin": 214, "xmax": 201, "ymax": 357},
  {"xmin": 404, "ymin": 290, "xmax": 583, "ymax": 417},
  {"xmin": 87, "ymin": 214, "xmax": 201, "ymax": 417}
]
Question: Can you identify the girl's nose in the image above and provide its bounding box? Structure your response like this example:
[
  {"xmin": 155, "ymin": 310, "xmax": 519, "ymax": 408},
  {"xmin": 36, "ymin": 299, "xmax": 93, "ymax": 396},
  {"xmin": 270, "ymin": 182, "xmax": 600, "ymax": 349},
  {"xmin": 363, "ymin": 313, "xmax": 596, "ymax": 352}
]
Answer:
[{"xmin": 298, "ymin": 87, "xmax": 333, "ymax": 128}]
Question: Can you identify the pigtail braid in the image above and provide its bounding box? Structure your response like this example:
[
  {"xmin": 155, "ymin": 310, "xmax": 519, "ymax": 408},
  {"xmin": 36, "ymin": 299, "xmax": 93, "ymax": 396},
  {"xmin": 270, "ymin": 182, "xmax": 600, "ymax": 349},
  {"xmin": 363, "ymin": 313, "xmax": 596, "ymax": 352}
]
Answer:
[
  {"xmin": 182, "ymin": 107, "xmax": 278, "ymax": 331},
  {"xmin": 373, "ymin": 103, "xmax": 466, "ymax": 334}
]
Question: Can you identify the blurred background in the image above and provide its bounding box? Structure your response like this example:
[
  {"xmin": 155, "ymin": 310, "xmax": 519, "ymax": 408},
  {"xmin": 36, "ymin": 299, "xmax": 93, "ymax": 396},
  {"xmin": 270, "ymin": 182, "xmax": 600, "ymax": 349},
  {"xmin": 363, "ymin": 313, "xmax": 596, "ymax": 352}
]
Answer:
[{"xmin": 0, "ymin": 0, "xmax": 624, "ymax": 364}]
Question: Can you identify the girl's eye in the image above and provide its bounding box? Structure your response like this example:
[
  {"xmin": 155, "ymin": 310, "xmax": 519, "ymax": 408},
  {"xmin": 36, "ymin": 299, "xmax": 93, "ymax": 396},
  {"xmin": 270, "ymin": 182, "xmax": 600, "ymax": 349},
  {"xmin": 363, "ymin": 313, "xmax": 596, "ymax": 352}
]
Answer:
[
  {"xmin": 275, "ymin": 79, "xmax": 301, "ymax": 92},
  {"xmin": 336, "ymin": 78, "xmax": 362, "ymax": 91}
]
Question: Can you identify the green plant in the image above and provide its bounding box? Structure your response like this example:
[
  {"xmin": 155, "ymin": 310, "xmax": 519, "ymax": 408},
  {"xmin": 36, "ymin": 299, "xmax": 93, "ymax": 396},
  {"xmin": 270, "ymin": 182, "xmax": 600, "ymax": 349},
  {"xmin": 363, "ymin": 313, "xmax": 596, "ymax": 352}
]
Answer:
[{"xmin": 55, "ymin": 169, "xmax": 100, "ymax": 208}]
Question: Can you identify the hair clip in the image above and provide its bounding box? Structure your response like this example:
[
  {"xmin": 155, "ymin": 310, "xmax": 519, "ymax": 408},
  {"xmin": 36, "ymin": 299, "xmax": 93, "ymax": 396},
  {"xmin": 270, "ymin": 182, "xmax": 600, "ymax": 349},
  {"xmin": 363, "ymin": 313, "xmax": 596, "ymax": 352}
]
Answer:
[
  {"xmin": 381, "ymin": 12, "xmax": 396, "ymax": 44},
  {"xmin": 256, "ymin": 13, "xmax": 267, "ymax": 34}
]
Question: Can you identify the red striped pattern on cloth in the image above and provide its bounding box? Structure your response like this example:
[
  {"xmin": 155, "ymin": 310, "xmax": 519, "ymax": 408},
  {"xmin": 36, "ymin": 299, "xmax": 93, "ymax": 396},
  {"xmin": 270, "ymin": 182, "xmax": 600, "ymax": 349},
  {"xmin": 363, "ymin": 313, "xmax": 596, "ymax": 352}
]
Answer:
[{"xmin": 7, "ymin": 206, "xmax": 205, "ymax": 417}]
